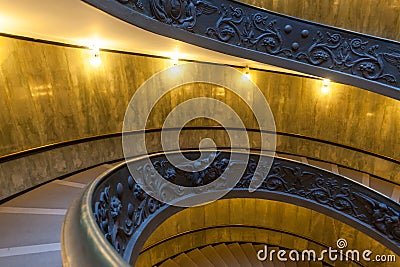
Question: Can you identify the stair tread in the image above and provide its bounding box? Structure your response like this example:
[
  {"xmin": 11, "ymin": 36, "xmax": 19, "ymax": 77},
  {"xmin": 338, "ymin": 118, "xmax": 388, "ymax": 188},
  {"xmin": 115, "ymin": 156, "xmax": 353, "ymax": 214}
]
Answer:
[
  {"xmin": 186, "ymin": 248, "xmax": 214, "ymax": 267},
  {"xmin": 173, "ymin": 253, "xmax": 199, "ymax": 267},
  {"xmin": 296, "ymin": 261, "xmax": 310, "ymax": 267},
  {"xmin": 285, "ymin": 260, "xmax": 298, "ymax": 267},
  {"xmin": 213, "ymin": 243, "xmax": 241, "ymax": 267},
  {"xmin": 268, "ymin": 247, "xmax": 286, "ymax": 267},
  {"xmin": 310, "ymin": 261, "xmax": 324, "ymax": 267},
  {"xmin": 251, "ymin": 245, "xmax": 274, "ymax": 267},
  {"xmin": 200, "ymin": 245, "xmax": 228, "ymax": 267},
  {"xmin": 240, "ymin": 243, "xmax": 264, "ymax": 267},
  {"xmin": 273, "ymin": 260, "xmax": 287, "ymax": 267},
  {"xmin": 159, "ymin": 259, "xmax": 180, "ymax": 267},
  {"xmin": 227, "ymin": 243, "xmax": 252, "ymax": 267}
]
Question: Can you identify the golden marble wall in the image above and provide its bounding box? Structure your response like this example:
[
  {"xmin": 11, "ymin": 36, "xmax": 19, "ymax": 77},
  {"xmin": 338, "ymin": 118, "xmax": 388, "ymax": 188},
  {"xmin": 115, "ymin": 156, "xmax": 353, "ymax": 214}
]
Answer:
[
  {"xmin": 241, "ymin": 0, "xmax": 400, "ymax": 41},
  {"xmin": 1, "ymin": 36, "xmax": 399, "ymax": 160},
  {"xmin": 0, "ymin": 35, "xmax": 399, "ymax": 198},
  {"xmin": 0, "ymin": 36, "xmax": 170, "ymax": 157},
  {"xmin": 252, "ymin": 70, "xmax": 400, "ymax": 166}
]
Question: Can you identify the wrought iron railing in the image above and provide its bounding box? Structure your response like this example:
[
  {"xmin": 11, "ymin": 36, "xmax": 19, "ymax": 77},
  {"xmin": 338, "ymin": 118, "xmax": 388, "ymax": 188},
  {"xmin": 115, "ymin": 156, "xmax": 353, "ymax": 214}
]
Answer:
[
  {"xmin": 82, "ymin": 0, "xmax": 400, "ymax": 99},
  {"xmin": 61, "ymin": 150, "xmax": 400, "ymax": 266}
]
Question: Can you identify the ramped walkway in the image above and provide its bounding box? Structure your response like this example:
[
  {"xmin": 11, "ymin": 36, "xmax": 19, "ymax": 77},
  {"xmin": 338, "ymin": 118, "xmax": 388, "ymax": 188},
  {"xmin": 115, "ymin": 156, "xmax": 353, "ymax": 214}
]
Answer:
[{"xmin": 0, "ymin": 163, "xmax": 118, "ymax": 267}]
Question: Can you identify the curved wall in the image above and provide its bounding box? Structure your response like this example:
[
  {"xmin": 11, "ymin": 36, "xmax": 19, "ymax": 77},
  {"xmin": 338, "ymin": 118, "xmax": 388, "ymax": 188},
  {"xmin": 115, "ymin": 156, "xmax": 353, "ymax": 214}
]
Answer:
[
  {"xmin": 0, "ymin": 35, "xmax": 399, "ymax": 199},
  {"xmin": 0, "ymin": 36, "xmax": 168, "ymax": 156}
]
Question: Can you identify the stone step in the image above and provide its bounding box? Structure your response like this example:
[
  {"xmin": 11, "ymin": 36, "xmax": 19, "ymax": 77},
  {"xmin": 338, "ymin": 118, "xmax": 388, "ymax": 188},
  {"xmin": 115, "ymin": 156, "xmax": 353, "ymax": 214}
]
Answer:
[
  {"xmin": 186, "ymin": 248, "xmax": 214, "ymax": 267},
  {"xmin": 200, "ymin": 245, "xmax": 228, "ymax": 267},
  {"xmin": 158, "ymin": 259, "xmax": 180, "ymax": 267},
  {"xmin": 213, "ymin": 243, "xmax": 241, "ymax": 267},
  {"xmin": 240, "ymin": 243, "xmax": 264, "ymax": 267},
  {"xmin": 173, "ymin": 253, "xmax": 199, "ymax": 267},
  {"xmin": 227, "ymin": 243, "xmax": 252, "ymax": 267}
]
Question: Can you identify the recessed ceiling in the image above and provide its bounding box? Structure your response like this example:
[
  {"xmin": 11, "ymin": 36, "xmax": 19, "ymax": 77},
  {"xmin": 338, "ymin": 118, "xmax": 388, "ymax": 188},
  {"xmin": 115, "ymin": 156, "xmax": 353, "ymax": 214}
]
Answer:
[{"xmin": 0, "ymin": 0, "xmax": 313, "ymax": 76}]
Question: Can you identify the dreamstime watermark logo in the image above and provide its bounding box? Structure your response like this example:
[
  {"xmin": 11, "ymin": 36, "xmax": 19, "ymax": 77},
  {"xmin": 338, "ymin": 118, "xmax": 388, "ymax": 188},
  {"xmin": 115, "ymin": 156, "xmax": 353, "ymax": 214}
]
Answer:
[
  {"xmin": 257, "ymin": 238, "xmax": 397, "ymax": 263},
  {"xmin": 122, "ymin": 62, "xmax": 276, "ymax": 207}
]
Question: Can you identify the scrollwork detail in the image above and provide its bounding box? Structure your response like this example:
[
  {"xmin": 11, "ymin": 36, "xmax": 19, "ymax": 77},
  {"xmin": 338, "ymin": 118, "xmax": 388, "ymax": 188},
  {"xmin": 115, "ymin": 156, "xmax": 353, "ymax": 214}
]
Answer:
[
  {"xmin": 355, "ymin": 192, "xmax": 400, "ymax": 241},
  {"xmin": 150, "ymin": 0, "xmax": 217, "ymax": 31},
  {"xmin": 117, "ymin": 0, "xmax": 143, "ymax": 10},
  {"xmin": 93, "ymin": 176, "xmax": 162, "ymax": 256},
  {"xmin": 205, "ymin": 6, "xmax": 291, "ymax": 57},
  {"xmin": 93, "ymin": 152, "xmax": 400, "ymax": 256},
  {"xmin": 94, "ymin": 184, "xmax": 132, "ymax": 255},
  {"xmin": 108, "ymin": 0, "xmax": 400, "ymax": 88},
  {"xmin": 296, "ymin": 32, "xmax": 397, "ymax": 84}
]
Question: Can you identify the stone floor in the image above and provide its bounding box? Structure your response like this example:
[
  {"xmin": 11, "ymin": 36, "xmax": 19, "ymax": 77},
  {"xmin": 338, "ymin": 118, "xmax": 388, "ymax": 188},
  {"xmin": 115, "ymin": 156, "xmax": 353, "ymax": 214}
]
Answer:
[{"xmin": 0, "ymin": 164, "xmax": 114, "ymax": 267}]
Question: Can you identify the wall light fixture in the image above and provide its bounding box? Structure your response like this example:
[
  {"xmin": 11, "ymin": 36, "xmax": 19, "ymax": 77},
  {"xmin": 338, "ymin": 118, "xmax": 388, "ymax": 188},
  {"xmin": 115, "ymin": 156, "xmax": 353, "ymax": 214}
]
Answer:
[
  {"xmin": 89, "ymin": 45, "xmax": 101, "ymax": 67},
  {"xmin": 244, "ymin": 66, "xmax": 251, "ymax": 80},
  {"xmin": 321, "ymin": 78, "xmax": 330, "ymax": 94}
]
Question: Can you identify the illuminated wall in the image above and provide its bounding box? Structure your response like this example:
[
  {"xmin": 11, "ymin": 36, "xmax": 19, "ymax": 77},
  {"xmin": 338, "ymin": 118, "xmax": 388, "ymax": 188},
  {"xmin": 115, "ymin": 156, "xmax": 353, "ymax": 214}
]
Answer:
[{"xmin": 0, "ymin": 35, "xmax": 399, "ymax": 198}]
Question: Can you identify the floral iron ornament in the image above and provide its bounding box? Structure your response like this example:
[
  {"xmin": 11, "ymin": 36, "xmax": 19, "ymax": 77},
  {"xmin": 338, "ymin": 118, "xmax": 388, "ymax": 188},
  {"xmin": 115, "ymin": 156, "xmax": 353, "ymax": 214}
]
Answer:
[
  {"xmin": 150, "ymin": 0, "xmax": 217, "ymax": 31},
  {"xmin": 94, "ymin": 175, "xmax": 163, "ymax": 256},
  {"xmin": 83, "ymin": 0, "xmax": 400, "ymax": 98},
  {"xmin": 205, "ymin": 5, "xmax": 399, "ymax": 85},
  {"xmin": 93, "ymin": 152, "xmax": 400, "ymax": 258},
  {"xmin": 295, "ymin": 32, "xmax": 398, "ymax": 84}
]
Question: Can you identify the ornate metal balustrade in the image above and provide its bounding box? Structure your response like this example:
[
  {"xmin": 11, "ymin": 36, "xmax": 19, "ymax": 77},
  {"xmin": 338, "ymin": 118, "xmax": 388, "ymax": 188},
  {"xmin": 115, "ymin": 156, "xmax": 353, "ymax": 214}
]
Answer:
[
  {"xmin": 62, "ymin": 150, "xmax": 400, "ymax": 266},
  {"xmin": 82, "ymin": 0, "xmax": 400, "ymax": 99}
]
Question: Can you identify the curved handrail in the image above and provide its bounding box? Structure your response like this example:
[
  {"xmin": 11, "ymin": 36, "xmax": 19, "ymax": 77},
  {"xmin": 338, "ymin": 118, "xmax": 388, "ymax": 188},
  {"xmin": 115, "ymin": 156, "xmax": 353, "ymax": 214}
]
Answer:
[
  {"xmin": 62, "ymin": 150, "xmax": 400, "ymax": 266},
  {"xmin": 82, "ymin": 0, "xmax": 400, "ymax": 99}
]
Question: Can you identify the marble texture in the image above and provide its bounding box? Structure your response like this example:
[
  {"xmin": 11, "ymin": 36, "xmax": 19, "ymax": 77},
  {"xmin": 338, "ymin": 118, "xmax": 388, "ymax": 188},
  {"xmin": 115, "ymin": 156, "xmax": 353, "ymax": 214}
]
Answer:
[
  {"xmin": 0, "ymin": 36, "xmax": 399, "ymax": 161},
  {"xmin": 241, "ymin": 0, "xmax": 400, "ymax": 41},
  {"xmin": 276, "ymin": 134, "xmax": 400, "ymax": 184},
  {"xmin": 0, "ymin": 36, "xmax": 169, "ymax": 157},
  {"xmin": 0, "ymin": 35, "xmax": 399, "ymax": 199}
]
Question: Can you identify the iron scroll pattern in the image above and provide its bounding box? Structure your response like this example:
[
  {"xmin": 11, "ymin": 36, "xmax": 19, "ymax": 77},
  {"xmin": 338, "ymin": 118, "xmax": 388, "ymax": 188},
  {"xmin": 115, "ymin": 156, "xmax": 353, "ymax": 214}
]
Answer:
[
  {"xmin": 93, "ymin": 169, "xmax": 164, "ymax": 256},
  {"xmin": 92, "ymin": 152, "xmax": 400, "ymax": 257},
  {"xmin": 89, "ymin": 0, "xmax": 400, "ymax": 89}
]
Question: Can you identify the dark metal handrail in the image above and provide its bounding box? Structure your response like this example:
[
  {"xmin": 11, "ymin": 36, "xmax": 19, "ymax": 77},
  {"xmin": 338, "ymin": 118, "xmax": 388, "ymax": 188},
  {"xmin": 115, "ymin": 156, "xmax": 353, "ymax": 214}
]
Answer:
[
  {"xmin": 61, "ymin": 150, "xmax": 400, "ymax": 266},
  {"xmin": 82, "ymin": 0, "xmax": 400, "ymax": 99}
]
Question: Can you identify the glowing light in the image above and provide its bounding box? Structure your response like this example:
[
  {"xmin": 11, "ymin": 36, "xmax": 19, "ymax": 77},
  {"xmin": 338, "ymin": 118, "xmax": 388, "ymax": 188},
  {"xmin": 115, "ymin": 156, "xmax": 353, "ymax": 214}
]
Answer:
[
  {"xmin": 171, "ymin": 54, "xmax": 179, "ymax": 66},
  {"xmin": 243, "ymin": 66, "xmax": 251, "ymax": 80},
  {"xmin": 88, "ymin": 44, "xmax": 101, "ymax": 67},
  {"xmin": 321, "ymin": 86, "xmax": 330, "ymax": 94},
  {"xmin": 90, "ymin": 55, "xmax": 101, "ymax": 67},
  {"xmin": 321, "ymin": 78, "xmax": 330, "ymax": 94}
]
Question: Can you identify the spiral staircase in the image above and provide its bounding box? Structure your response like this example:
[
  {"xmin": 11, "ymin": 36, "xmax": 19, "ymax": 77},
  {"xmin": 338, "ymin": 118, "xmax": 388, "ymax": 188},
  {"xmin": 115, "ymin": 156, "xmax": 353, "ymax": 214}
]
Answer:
[
  {"xmin": 157, "ymin": 243, "xmax": 330, "ymax": 267},
  {"xmin": 1, "ymin": 152, "xmax": 398, "ymax": 266},
  {"xmin": 1, "ymin": 0, "xmax": 400, "ymax": 267}
]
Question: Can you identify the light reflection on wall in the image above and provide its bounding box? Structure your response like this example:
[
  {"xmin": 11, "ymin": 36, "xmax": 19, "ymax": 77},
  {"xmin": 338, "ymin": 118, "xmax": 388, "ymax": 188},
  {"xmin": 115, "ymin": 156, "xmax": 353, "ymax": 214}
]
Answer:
[
  {"xmin": 88, "ymin": 44, "xmax": 101, "ymax": 67},
  {"xmin": 321, "ymin": 79, "xmax": 330, "ymax": 95},
  {"xmin": 31, "ymin": 84, "xmax": 53, "ymax": 97}
]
